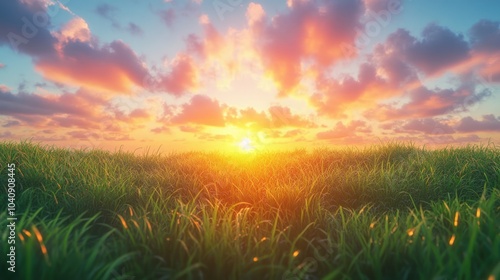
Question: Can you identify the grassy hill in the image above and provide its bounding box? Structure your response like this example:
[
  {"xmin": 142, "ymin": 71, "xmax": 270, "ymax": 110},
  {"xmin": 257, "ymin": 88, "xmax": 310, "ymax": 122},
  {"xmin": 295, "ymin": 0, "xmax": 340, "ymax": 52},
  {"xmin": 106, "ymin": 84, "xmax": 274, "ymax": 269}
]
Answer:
[{"xmin": 0, "ymin": 142, "xmax": 499, "ymax": 279}]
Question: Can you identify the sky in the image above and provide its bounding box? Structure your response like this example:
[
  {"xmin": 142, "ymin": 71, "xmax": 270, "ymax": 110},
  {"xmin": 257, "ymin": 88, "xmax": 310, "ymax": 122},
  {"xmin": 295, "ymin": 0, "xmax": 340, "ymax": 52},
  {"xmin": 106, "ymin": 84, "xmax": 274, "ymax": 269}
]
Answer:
[{"xmin": 1, "ymin": 0, "xmax": 500, "ymax": 153}]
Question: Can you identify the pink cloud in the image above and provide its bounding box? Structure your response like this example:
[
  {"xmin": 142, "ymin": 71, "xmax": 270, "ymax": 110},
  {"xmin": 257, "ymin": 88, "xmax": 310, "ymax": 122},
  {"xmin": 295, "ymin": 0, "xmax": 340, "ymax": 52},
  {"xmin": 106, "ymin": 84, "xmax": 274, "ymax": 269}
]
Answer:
[
  {"xmin": 381, "ymin": 118, "xmax": 455, "ymax": 135},
  {"xmin": 171, "ymin": 95, "xmax": 225, "ymax": 127},
  {"xmin": 246, "ymin": 3, "xmax": 265, "ymax": 26},
  {"xmin": 456, "ymin": 115, "xmax": 500, "ymax": 132},
  {"xmin": 157, "ymin": 54, "xmax": 198, "ymax": 96},
  {"xmin": 56, "ymin": 17, "xmax": 91, "ymax": 43},
  {"xmin": 317, "ymin": 120, "xmax": 371, "ymax": 140},
  {"xmin": 311, "ymin": 63, "xmax": 398, "ymax": 118},
  {"xmin": 364, "ymin": 84, "xmax": 490, "ymax": 121},
  {"xmin": 249, "ymin": 0, "xmax": 364, "ymax": 95},
  {"xmin": 35, "ymin": 40, "xmax": 149, "ymax": 94}
]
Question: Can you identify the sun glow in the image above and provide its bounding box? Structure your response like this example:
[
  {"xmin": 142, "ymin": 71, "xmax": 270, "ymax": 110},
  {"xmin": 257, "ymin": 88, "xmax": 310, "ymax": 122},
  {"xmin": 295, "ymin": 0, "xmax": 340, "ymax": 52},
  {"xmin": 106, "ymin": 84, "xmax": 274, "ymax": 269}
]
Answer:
[{"xmin": 239, "ymin": 137, "xmax": 255, "ymax": 152}]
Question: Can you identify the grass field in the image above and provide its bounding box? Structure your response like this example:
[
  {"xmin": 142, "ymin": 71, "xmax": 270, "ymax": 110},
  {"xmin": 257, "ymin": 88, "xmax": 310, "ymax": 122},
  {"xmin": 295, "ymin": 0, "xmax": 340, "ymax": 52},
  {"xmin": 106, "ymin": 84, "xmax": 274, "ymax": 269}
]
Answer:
[{"xmin": 0, "ymin": 141, "xmax": 499, "ymax": 280}]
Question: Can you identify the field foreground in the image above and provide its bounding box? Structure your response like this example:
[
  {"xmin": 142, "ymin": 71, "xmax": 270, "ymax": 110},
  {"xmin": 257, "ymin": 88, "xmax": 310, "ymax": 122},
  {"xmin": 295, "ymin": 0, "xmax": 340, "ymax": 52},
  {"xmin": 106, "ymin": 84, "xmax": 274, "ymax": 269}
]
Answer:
[{"xmin": 0, "ymin": 142, "xmax": 499, "ymax": 279}]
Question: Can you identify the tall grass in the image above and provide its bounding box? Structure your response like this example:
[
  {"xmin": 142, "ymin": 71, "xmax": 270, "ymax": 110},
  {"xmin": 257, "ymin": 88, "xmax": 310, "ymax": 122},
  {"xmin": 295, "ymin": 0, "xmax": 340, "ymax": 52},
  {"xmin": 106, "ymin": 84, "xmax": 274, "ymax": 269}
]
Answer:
[{"xmin": 0, "ymin": 141, "xmax": 499, "ymax": 279}]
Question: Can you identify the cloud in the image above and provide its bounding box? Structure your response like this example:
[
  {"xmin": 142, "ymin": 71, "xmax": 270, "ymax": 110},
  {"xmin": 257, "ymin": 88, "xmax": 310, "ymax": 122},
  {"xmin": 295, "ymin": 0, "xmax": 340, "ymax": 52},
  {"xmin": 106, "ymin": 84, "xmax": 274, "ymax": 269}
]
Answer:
[
  {"xmin": 382, "ymin": 118, "xmax": 455, "ymax": 135},
  {"xmin": 198, "ymin": 133, "xmax": 233, "ymax": 141},
  {"xmin": 364, "ymin": 83, "xmax": 491, "ymax": 120},
  {"xmin": 127, "ymin": 22, "xmax": 143, "ymax": 36},
  {"xmin": 311, "ymin": 63, "xmax": 396, "ymax": 118},
  {"xmin": 179, "ymin": 125, "xmax": 204, "ymax": 133},
  {"xmin": 0, "ymin": 86, "xmax": 151, "ymax": 134},
  {"xmin": 378, "ymin": 25, "xmax": 470, "ymax": 76},
  {"xmin": 469, "ymin": 20, "xmax": 500, "ymax": 53},
  {"xmin": 2, "ymin": 120, "xmax": 21, "ymax": 128},
  {"xmin": 95, "ymin": 4, "xmax": 117, "ymax": 19},
  {"xmin": 0, "ymin": 87, "xmax": 95, "ymax": 117},
  {"xmin": 246, "ymin": 2, "xmax": 265, "ymax": 26},
  {"xmin": 311, "ymin": 20, "xmax": 498, "ymax": 120},
  {"xmin": 171, "ymin": 95, "xmax": 225, "ymax": 127},
  {"xmin": 283, "ymin": 129, "xmax": 303, "ymax": 138},
  {"xmin": 407, "ymin": 24, "xmax": 470, "ymax": 75},
  {"xmin": 67, "ymin": 130, "xmax": 101, "ymax": 140},
  {"xmin": 35, "ymin": 40, "xmax": 149, "ymax": 94},
  {"xmin": 159, "ymin": 9, "xmax": 176, "ymax": 27},
  {"xmin": 226, "ymin": 105, "xmax": 315, "ymax": 129},
  {"xmin": 112, "ymin": 108, "xmax": 151, "ymax": 123},
  {"xmin": 456, "ymin": 115, "xmax": 500, "ymax": 132},
  {"xmin": 249, "ymin": 0, "xmax": 365, "ymax": 95},
  {"xmin": 56, "ymin": 17, "xmax": 91, "ymax": 43},
  {"xmin": 0, "ymin": 131, "xmax": 13, "ymax": 139},
  {"xmin": 467, "ymin": 20, "xmax": 500, "ymax": 83},
  {"xmin": 226, "ymin": 107, "xmax": 269, "ymax": 129},
  {"xmin": 157, "ymin": 54, "xmax": 198, "ymax": 96},
  {"xmin": 151, "ymin": 126, "xmax": 171, "ymax": 134},
  {"xmin": 0, "ymin": 1, "xmax": 151, "ymax": 94},
  {"xmin": 317, "ymin": 120, "xmax": 371, "ymax": 140},
  {"xmin": 0, "ymin": 0, "xmax": 57, "ymax": 56},
  {"xmin": 268, "ymin": 106, "xmax": 316, "ymax": 128}
]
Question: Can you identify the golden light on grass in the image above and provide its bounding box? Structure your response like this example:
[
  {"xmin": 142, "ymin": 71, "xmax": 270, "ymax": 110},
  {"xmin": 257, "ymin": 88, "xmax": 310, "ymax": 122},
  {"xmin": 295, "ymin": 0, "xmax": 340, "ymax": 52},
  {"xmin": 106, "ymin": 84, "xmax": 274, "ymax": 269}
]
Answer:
[
  {"xmin": 145, "ymin": 217, "xmax": 153, "ymax": 233},
  {"xmin": 41, "ymin": 244, "xmax": 48, "ymax": 255},
  {"xmin": 32, "ymin": 226, "xmax": 43, "ymax": 243},
  {"xmin": 407, "ymin": 228, "xmax": 415, "ymax": 237},
  {"xmin": 454, "ymin": 211, "xmax": 459, "ymax": 227},
  {"xmin": 476, "ymin": 208, "xmax": 481, "ymax": 218},
  {"xmin": 238, "ymin": 137, "xmax": 255, "ymax": 152},
  {"xmin": 260, "ymin": 237, "xmax": 267, "ymax": 242},
  {"xmin": 18, "ymin": 233, "xmax": 25, "ymax": 242},
  {"xmin": 369, "ymin": 222, "xmax": 376, "ymax": 229},
  {"xmin": 293, "ymin": 250, "xmax": 300, "ymax": 257},
  {"xmin": 488, "ymin": 275, "xmax": 495, "ymax": 280},
  {"xmin": 117, "ymin": 214, "xmax": 128, "ymax": 229},
  {"xmin": 32, "ymin": 226, "xmax": 49, "ymax": 261},
  {"xmin": 23, "ymin": 229, "xmax": 32, "ymax": 237},
  {"xmin": 131, "ymin": 219, "xmax": 140, "ymax": 229},
  {"xmin": 253, "ymin": 257, "xmax": 259, "ymax": 262},
  {"xmin": 449, "ymin": 234, "xmax": 456, "ymax": 246}
]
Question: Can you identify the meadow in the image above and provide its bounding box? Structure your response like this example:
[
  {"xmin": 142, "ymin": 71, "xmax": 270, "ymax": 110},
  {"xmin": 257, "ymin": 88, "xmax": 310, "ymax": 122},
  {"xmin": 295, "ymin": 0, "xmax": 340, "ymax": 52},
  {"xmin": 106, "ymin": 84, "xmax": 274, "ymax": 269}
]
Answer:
[{"xmin": 0, "ymin": 141, "xmax": 499, "ymax": 280}]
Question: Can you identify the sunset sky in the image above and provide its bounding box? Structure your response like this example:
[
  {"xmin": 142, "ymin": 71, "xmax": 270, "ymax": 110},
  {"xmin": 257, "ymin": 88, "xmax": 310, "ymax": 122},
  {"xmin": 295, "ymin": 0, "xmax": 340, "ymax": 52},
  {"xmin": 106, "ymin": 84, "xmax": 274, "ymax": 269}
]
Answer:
[{"xmin": 1, "ymin": 0, "xmax": 500, "ymax": 152}]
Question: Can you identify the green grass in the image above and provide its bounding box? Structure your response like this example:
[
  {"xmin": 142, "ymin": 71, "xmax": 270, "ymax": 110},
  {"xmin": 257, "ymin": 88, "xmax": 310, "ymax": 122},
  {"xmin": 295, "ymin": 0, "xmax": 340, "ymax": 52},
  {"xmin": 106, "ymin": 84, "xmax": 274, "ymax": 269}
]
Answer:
[{"xmin": 0, "ymin": 141, "xmax": 499, "ymax": 279}]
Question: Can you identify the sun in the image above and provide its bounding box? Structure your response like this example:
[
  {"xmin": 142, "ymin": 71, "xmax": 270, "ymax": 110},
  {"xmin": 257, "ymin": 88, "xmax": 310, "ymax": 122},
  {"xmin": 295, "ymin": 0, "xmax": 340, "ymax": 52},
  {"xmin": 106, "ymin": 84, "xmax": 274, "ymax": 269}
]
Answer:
[{"xmin": 238, "ymin": 137, "xmax": 255, "ymax": 152}]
